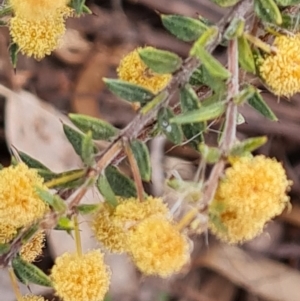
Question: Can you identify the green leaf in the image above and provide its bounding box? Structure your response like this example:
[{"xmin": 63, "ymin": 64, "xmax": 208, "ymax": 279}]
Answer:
[
  {"xmin": 103, "ymin": 78, "xmax": 154, "ymax": 104},
  {"xmin": 190, "ymin": 44, "xmax": 231, "ymax": 80},
  {"xmin": 77, "ymin": 204, "xmax": 100, "ymax": 215},
  {"xmin": 105, "ymin": 166, "xmax": 137, "ymax": 198},
  {"xmin": 254, "ymin": 0, "xmax": 282, "ymax": 25},
  {"xmin": 238, "ymin": 36, "xmax": 256, "ymax": 74},
  {"xmin": 158, "ymin": 107, "xmax": 184, "ymax": 144},
  {"xmin": 43, "ymin": 169, "xmax": 85, "ymax": 189},
  {"xmin": 224, "ymin": 17, "xmax": 245, "ymax": 40},
  {"xmin": 230, "ymin": 136, "xmax": 268, "ymax": 156},
  {"xmin": 190, "ymin": 26, "xmax": 219, "ymax": 48},
  {"xmin": 180, "ymin": 85, "xmax": 205, "ymax": 147},
  {"xmin": 35, "ymin": 187, "xmax": 66, "ymax": 213},
  {"xmin": 69, "ymin": 114, "xmax": 118, "ymax": 140},
  {"xmin": 0, "ymin": 243, "xmax": 10, "ymax": 254},
  {"xmin": 18, "ymin": 151, "xmax": 50, "ymax": 171},
  {"xmin": 63, "ymin": 124, "xmax": 97, "ymax": 159},
  {"xmin": 198, "ymin": 143, "xmax": 221, "ymax": 164},
  {"xmin": 69, "ymin": 0, "xmax": 86, "ymax": 14},
  {"xmin": 130, "ymin": 140, "xmax": 152, "ymax": 182},
  {"xmin": 81, "ymin": 131, "xmax": 95, "ymax": 166},
  {"xmin": 97, "ymin": 173, "xmax": 118, "ymax": 207},
  {"xmin": 9, "ymin": 43, "xmax": 19, "ymax": 69},
  {"xmin": 171, "ymin": 101, "xmax": 226, "ymax": 124},
  {"xmin": 209, "ymin": 0, "xmax": 241, "ymax": 7},
  {"xmin": 247, "ymin": 89, "xmax": 278, "ymax": 121},
  {"xmin": 275, "ymin": 0, "xmax": 300, "ymax": 6},
  {"xmin": 12, "ymin": 256, "xmax": 53, "ymax": 287},
  {"xmin": 281, "ymin": 13, "xmax": 300, "ymax": 30},
  {"xmin": 55, "ymin": 217, "xmax": 74, "ymax": 231},
  {"xmin": 233, "ymin": 84, "xmax": 256, "ymax": 104},
  {"xmin": 161, "ymin": 14, "xmax": 208, "ymax": 42},
  {"xmin": 138, "ymin": 47, "xmax": 182, "ymax": 74}
]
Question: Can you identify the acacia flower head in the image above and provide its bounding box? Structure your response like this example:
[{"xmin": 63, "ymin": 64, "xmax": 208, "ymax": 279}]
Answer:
[
  {"xmin": 20, "ymin": 295, "xmax": 47, "ymax": 301},
  {"xmin": 51, "ymin": 250, "xmax": 110, "ymax": 301},
  {"xmin": 10, "ymin": 7, "xmax": 73, "ymax": 60},
  {"xmin": 209, "ymin": 155, "xmax": 292, "ymax": 243},
  {"xmin": 0, "ymin": 224, "xmax": 17, "ymax": 244},
  {"xmin": 117, "ymin": 47, "xmax": 171, "ymax": 93},
  {"xmin": 259, "ymin": 34, "xmax": 300, "ymax": 97},
  {"xmin": 20, "ymin": 231, "xmax": 45, "ymax": 262},
  {"xmin": 128, "ymin": 217, "xmax": 190, "ymax": 277},
  {"xmin": 92, "ymin": 197, "xmax": 170, "ymax": 253},
  {"xmin": 92, "ymin": 204, "xmax": 128, "ymax": 253},
  {"xmin": 9, "ymin": 0, "xmax": 70, "ymax": 19},
  {"xmin": 0, "ymin": 163, "xmax": 48, "ymax": 228}
]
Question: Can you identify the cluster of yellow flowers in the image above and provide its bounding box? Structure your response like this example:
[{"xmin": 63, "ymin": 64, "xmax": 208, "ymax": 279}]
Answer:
[
  {"xmin": 0, "ymin": 163, "xmax": 48, "ymax": 262},
  {"xmin": 8, "ymin": 0, "xmax": 73, "ymax": 59},
  {"xmin": 117, "ymin": 47, "xmax": 171, "ymax": 93},
  {"xmin": 209, "ymin": 155, "xmax": 292, "ymax": 243},
  {"xmin": 92, "ymin": 196, "xmax": 190, "ymax": 277},
  {"xmin": 260, "ymin": 34, "xmax": 300, "ymax": 97}
]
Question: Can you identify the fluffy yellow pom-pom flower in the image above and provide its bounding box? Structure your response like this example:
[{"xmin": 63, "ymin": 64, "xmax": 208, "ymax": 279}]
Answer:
[
  {"xmin": 51, "ymin": 250, "xmax": 110, "ymax": 301},
  {"xmin": 0, "ymin": 224, "xmax": 17, "ymax": 244},
  {"xmin": 9, "ymin": 0, "xmax": 70, "ymax": 19},
  {"xmin": 9, "ymin": 7, "xmax": 72, "ymax": 60},
  {"xmin": 259, "ymin": 34, "xmax": 300, "ymax": 97},
  {"xmin": 128, "ymin": 217, "xmax": 190, "ymax": 277},
  {"xmin": 92, "ymin": 204, "xmax": 128, "ymax": 253},
  {"xmin": 117, "ymin": 47, "xmax": 171, "ymax": 94},
  {"xmin": 20, "ymin": 295, "xmax": 47, "ymax": 301},
  {"xmin": 20, "ymin": 231, "xmax": 45, "ymax": 262},
  {"xmin": 209, "ymin": 155, "xmax": 292, "ymax": 243},
  {"xmin": 92, "ymin": 197, "xmax": 169, "ymax": 253},
  {"xmin": 0, "ymin": 163, "xmax": 48, "ymax": 228}
]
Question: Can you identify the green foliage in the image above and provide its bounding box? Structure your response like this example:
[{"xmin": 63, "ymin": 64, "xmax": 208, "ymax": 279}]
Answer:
[
  {"xmin": 130, "ymin": 140, "xmax": 152, "ymax": 182},
  {"xmin": 230, "ymin": 136, "xmax": 268, "ymax": 156},
  {"xmin": 104, "ymin": 166, "xmax": 137, "ymax": 198},
  {"xmin": 233, "ymin": 84, "xmax": 256, "ymax": 104},
  {"xmin": 103, "ymin": 78, "xmax": 154, "ymax": 104},
  {"xmin": 158, "ymin": 107, "xmax": 184, "ymax": 144},
  {"xmin": 224, "ymin": 17, "xmax": 245, "ymax": 40},
  {"xmin": 199, "ymin": 144, "xmax": 221, "ymax": 164},
  {"xmin": 171, "ymin": 101, "xmax": 226, "ymax": 124},
  {"xmin": 161, "ymin": 14, "xmax": 208, "ymax": 42},
  {"xmin": 138, "ymin": 47, "xmax": 182, "ymax": 74},
  {"xmin": 254, "ymin": 0, "xmax": 282, "ymax": 25},
  {"xmin": 9, "ymin": 43, "xmax": 19, "ymax": 69},
  {"xmin": 97, "ymin": 173, "xmax": 118, "ymax": 207},
  {"xmin": 69, "ymin": 114, "xmax": 118, "ymax": 141},
  {"xmin": 19, "ymin": 151, "xmax": 50, "ymax": 171},
  {"xmin": 77, "ymin": 204, "xmax": 101, "ymax": 215},
  {"xmin": 238, "ymin": 36, "xmax": 256, "ymax": 74},
  {"xmin": 81, "ymin": 131, "xmax": 95, "ymax": 166},
  {"xmin": 35, "ymin": 187, "xmax": 66, "ymax": 213},
  {"xmin": 12, "ymin": 256, "xmax": 53, "ymax": 287},
  {"xmin": 275, "ymin": 0, "xmax": 300, "ymax": 6},
  {"xmin": 209, "ymin": 0, "xmax": 241, "ymax": 7},
  {"xmin": 247, "ymin": 88, "xmax": 278, "ymax": 121},
  {"xmin": 55, "ymin": 217, "xmax": 74, "ymax": 231},
  {"xmin": 63, "ymin": 124, "xmax": 97, "ymax": 160},
  {"xmin": 180, "ymin": 85, "xmax": 205, "ymax": 147}
]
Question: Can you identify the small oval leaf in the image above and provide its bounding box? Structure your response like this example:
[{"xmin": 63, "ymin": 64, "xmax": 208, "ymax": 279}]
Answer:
[
  {"xmin": 12, "ymin": 256, "xmax": 53, "ymax": 287},
  {"xmin": 130, "ymin": 140, "xmax": 152, "ymax": 182},
  {"xmin": 238, "ymin": 36, "xmax": 256, "ymax": 74},
  {"xmin": 254, "ymin": 0, "xmax": 282, "ymax": 25},
  {"xmin": 69, "ymin": 114, "xmax": 118, "ymax": 140},
  {"xmin": 77, "ymin": 204, "xmax": 101, "ymax": 215},
  {"xmin": 171, "ymin": 102, "xmax": 226, "ymax": 124},
  {"xmin": 97, "ymin": 173, "xmax": 118, "ymax": 207},
  {"xmin": 105, "ymin": 166, "xmax": 137, "ymax": 198},
  {"xmin": 161, "ymin": 14, "xmax": 208, "ymax": 42},
  {"xmin": 18, "ymin": 151, "xmax": 50, "ymax": 171},
  {"xmin": 103, "ymin": 78, "xmax": 154, "ymax": 104},
  {"xmin": 158, "ymin": 107, "xmax": 184, "ymax": 144},
  {"xmin": 247, "ymin": 89, "xmax": 278, "ymax": 121},
  {"xmin": 138, "ymin": 47, "xmax": 182, "ymax": 74},
  {"xmin": 81, "ymin": 131, "xmax": 95, "ymax": 166},
  {"xmin": 230, "ymin": 136, "xmax": 268, "ymax": 156}
]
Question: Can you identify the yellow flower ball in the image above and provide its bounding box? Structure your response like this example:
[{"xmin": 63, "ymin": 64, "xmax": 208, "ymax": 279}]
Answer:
[
  {"xmin": 259, "ymin": 34, "xmax": 300, "ymax": 97},
  {"xmin": 20, "ymin": 295, "xmax": 47, "ymax": 301},
  {"xmin": 0, "ymin": 163, "xmax": 48, "ymax": 228},
  {"xmin": 128, "ymin": 217, "xmax": 190, "ymax": 277},
  {"xmin": 209, "ymin": 155, "xmax": 292, "ymax": 243},
  {"xmin": 92, "ymin": 204, "xmax": 128, "ymax": 253},
  {"xmin": 92, "ymin": 197, "xmax": 170, "ymax": 253},
  {"xmin": 9, "ymin": 8, "xmax": 72, "ymax": 60},
  {"xmin": 0, "ymin": 224, "xmax": 17, "ymax": 244},
  {"xmin": 9, "ymin": 0, "xmax": 70, "ymax": 19},
  {"xmin": 117, "ymin": 47, "xmax": 171, "ymax": 94},
  {"xmin": 51, "ymin": 250, "xmax": 110, "ymax": 301},
  {"xmin": 20, "ymin": 231, "xmax": 45, "ymax": 263}
]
